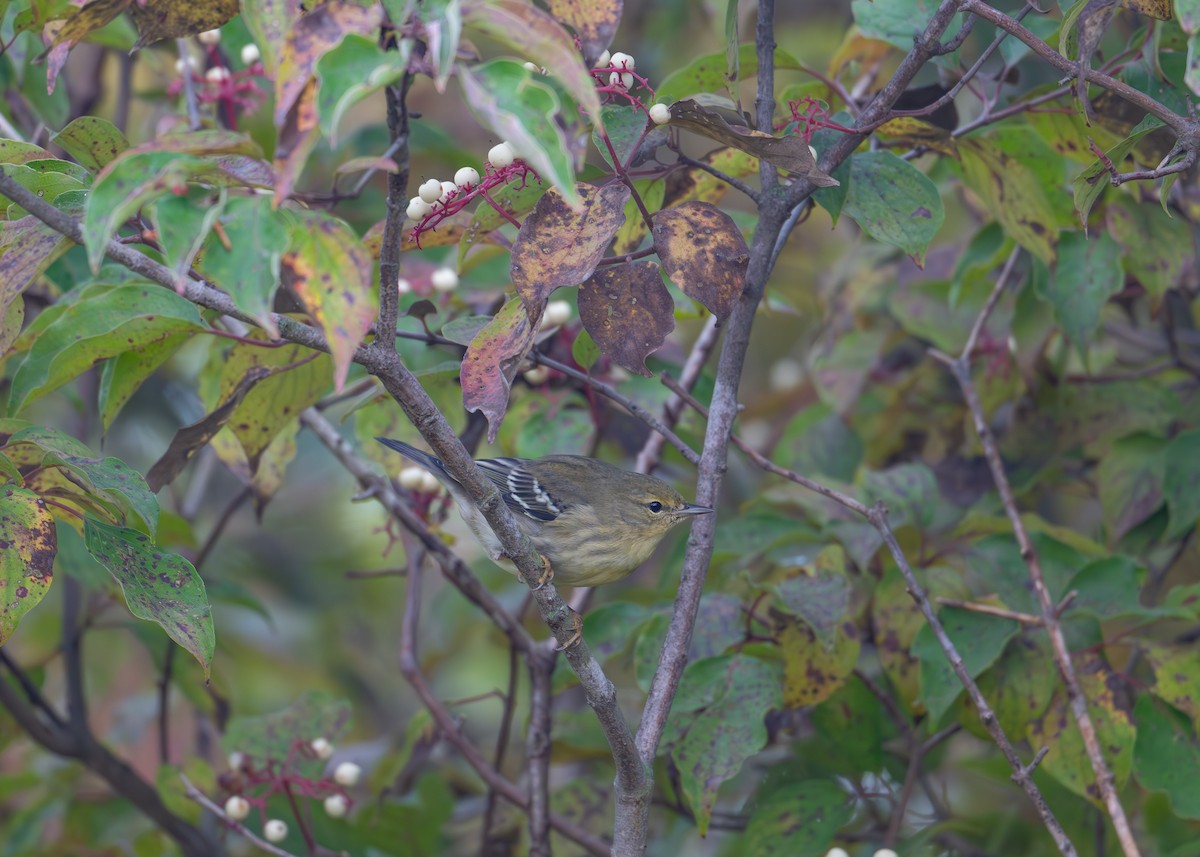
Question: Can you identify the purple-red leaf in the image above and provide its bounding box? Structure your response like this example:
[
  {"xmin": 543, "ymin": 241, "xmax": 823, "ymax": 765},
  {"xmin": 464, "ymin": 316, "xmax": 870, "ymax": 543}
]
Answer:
[{"xmin": 578, "ymin": 261, "xmax": 674, "ymax": 376}]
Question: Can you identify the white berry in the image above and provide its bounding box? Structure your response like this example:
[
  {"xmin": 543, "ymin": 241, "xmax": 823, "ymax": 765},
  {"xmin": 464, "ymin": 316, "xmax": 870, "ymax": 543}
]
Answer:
[
  {"xmin": 609, "ymin": 71, "xmax": 633, "ymax": 89},
  {"xmin": 227, "ymin": 750, "xmax": 245, "ymax": 771},
  {"xmin": 224, "ymin": 796, "xmax": 250, "ymax": 820},
  {"xmin": 241, "ymin": 43, "xmax": 261, "ymax": 65},
  {"xmin": 406, "ymin": 197, "xmax": 432, "ymax": 220},
  {"xmin": 399, "ymin": 467, "xmax": 429, "ymax": 490},
  {"xmin": 523, "ymin": 365, "xmax": 550, "ymax": 385},
  {"xmin": 419, "ymin": 470, "xmax": 440, "ymax": 493},
  {"xmin": 431, "ymin": 266, "xmax": 459, "ymax": 292},
  {"xmin": 825, "ymin": 850, "xmax": 850, "ymax": 857},
  {"xmin": 263, "ymin": 819, "xmax": 288, "ymax": 842},
  {"xmin": 541, "ymin": 300, "xmax": 572, "ymax": 329},
  {"xmin": 396, "ymin": 277, "xmax": 412, "ymax": 294},
  {"xmin": 454, "ymin": 166, "xmax": 480, "ymax": 189},
  {"xmin": 609, "ymin": 52, "xmax": 634, "ymax": 71},
  {"xmin": 174, "ymin": 56, "xmax": 198, "ymax": 74},
  {"xmin": 324, "ymin": 794, "xmax": 349, "ymax": 818},
  {"xmin": 523, "ymin": 61, "xmax": 539, "ymax": 72},
  {"xmin": 438, "ymin": 180, "xmax": 457, "ymax": 203},
  {"xmin": 596, "ymin": 50, "xmax": 611, "ymax": 68},
  {"xmin": 198, "ymin": 29, "xmax": 221, "ymax": 46},
  {"xmin": 310, "ymin": 737, "xmax": 333, "ymax": 759},
  {"xmin": 649, "ymin": 103, "xmax": 671, "ymax": 125},
  {"xmin": 417, "ymin": 178, "xmax": 442, "ymax": 204},
  {"xmin": 333, "ymin": 761, "xmax": 361, "ymax": 786},
  {"xmin": 205, "ymin": 66, "xmax": 230, "ymax": 84},
  {"xmin": 487, "ymin": 142, "xmax": 514, "ymax": 168},
  {"xmin": 872, "ymin": 851, "xmax": 899, "ymax": 857}
]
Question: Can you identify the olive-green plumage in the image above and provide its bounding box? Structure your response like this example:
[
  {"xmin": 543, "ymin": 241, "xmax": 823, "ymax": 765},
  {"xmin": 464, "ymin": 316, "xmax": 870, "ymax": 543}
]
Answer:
[{"xmin": 377, "ymin": 438, "xmax": 711, "ymax": 586}]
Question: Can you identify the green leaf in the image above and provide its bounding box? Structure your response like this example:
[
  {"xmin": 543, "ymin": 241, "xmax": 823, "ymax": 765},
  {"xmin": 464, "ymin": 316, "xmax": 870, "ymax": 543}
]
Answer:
[
  {"xmin": 657, "ymin": 44, "xmax": 802, "ymax": 104},
  {"xmin": 1066, "ymin": 556, "xmax": 1153, "ymax": 621},
  {"xmin": 8, "ymin": 282, "xmax": 204, "ymax": 414},
  {"xmin": 1107, "ymin": 198, "xmax": 1192, "ymax": 302},
  {"xmin": 98, "ymin": 333, "xmax": 192, "ymax": 432},
  {"xmin": 7, "ymin": 426, "xmax": 159, "ymax": 534},
  {"xmin": 0, "ymin": 485, "xmax": 56, "ymax": 646},
  {"xmin": 842, "ymin": 151, "xmax": 943, "ymax": 264},
  {"xmin": 1096, "ymin": 433, "xmax": 1166, "ymax": 543},
  {"xmin": 83, "ymin": 517, "xmax": 214, "ymax": 677},
  {"xmin": 914, "ymin": 606, "xmax": 1018, "ymax": 724},
  {"xmin": 571, "ymin": 327, "xmax": 601, "ymax": 370},
  {"xmin": 463, "ymin": 0, "xmax": 603, "ymax": 130},
  {"xmin": 415, "ymin": 0, "xmax": 461, "ymax": 91},
  {"xmin": 458, "ymin": 60, "xmax": 578, "ymax": 206},
  {"xmin": 199, "ymin": 196, "xmax": 290, "ymax": 337},
  {"xmin": 1164, "ymin": 429, "xmax": 1200, "ymax": 541},
  {"xmin": 742, "ymin": 779, "xmax": 853, "ymax": 857},
  {"xmin": 1037, "ymin": 230, "xmax": 1122, "ymax": 357},
  {"xmin": 0, "ymin": 216, "xmax": 70, "ymax": 315},
  {"xmin": 960, "ymin": 136, "xmax": 1058, "ymax": 263},
  {"xmin": 1, "ymin": 161, "xmax": 88, "ymax": 218},
  {"xmin": 769, "ymin": 545, "xmax": 850, "ymax": 649},
  {"xmin": 1134, "ymin": 696, "xmax": 1200, "ymax": 820},
  {"xmin": 1073, "ymin": 120, "xmax": 1160, "ymax": 225},
  {"xmin": 862, "ymin": 462, "xmax": 939, "ymax": 531},
  {"xmin": 670, "ymin": 653, "xmax": 782, "ymax": 835},
  {"xmin": 222, "ymin": 690, "xmax": 351, "ymax": 768},
  {"xmin": 592, "ymin": 104, "xmax": 648, "ymax": 172},
  {"xmin": 315, "ymin": 34, "xmax": 410, "ymax": 145},
  {"xmin": 51, "ymin": 115, "xmax": 129, "ymax": 171},
  {"xmin": 147, "ymin": 187, "xmax": 226, "ymax": 289},
  {"xmin": 282, "ymin": 210, "xmax": 375, "ymax": 391},
  {"xmin": 973, "ymin": 633, "xmax": 1056, "ymax": 738}
]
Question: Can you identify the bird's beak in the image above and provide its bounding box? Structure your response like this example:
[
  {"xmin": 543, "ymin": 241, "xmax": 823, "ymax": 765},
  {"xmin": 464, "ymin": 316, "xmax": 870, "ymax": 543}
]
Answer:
[{"xmin": 677, "ymin": 503, "xmax": 714, "ymax": 516}]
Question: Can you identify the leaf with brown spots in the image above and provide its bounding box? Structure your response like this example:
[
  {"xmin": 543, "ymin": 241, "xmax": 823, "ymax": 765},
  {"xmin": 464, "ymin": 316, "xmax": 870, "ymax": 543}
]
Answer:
[
  {"xmin": 51, "ymin": 116, "xmax": 129, "ymax": 172},
  {"xmin": 578, "ymin": 261, "xmax": 674, "ymax": 376},
  {"xmin": 545, "ymin": 0, "xmax": 621, "ymax": 63},
  {"xmin": 665, "ymin": 99, "xmax": 838, "ymax": 186},
  {"xmin": 462, "ymin": 296, "xmax": 542, "ymax": 442},
  {"xmin": 960, "ymin": 137, "xmax": 1058, "ymax": 263},
  {"xmin": 742, "ymin": 779, "xmax": 854, "ymax": 857},
  {"xmin": 274, "ymin": 0, "xmax": 383, "ymax": 128},
  {"xmin": 7, "ymin": 425, "xmax": 160, "ymax": 535},
  {"xmin": 129, "ymin": 0, "xmax": 239, "ymax": 48},
  {"xmin": 242, "ymin": 0, "xmax": 304, "ymax": 73},
  {"xmin": 778, "ymin": 617, "xmax": 859, "ymax": 708},
  {"xmin": 283, "ymin": 211, "xmax": 376, "ymax": 391},
  {"xmin": 510, "ymin": 182, "xmax": 630, "ymax": 315},
  {"xmin": 146, "ymin": 366, "xmax": 272, "ymax": 492},
  {"xmin": 198, "ymin": 195, "xmax": 290, "ymax": 337},
  {"xmin": 652, "ymin": 201, "xmax": 747, "ymax": 319},
  {"xmin": 770, "ymin": 545, "xmax": 851, "ymax": 650},
  {"xmin": 274, "ymin": 78, "xmax": 320, "ymax": 206},
  {"xmin": 84, "ymin": 516, "xmax": 215, "ymax": 679},
  {"xmin": 1027, "ymin": 654, "xmax": 1135, "ymax": 806},
  {"xmin": 914, "ymin": 606, "xmax": 1018, "ymax": 724},
  {"xmin": 0, "ymin": 485, "xmax": 56, "ymax": 646},
  {"xmin": 210, "ymin": 336, "xmax": 331, "ymax": 471},
  {"xmin": 668, "ymin": 654, "xmax": 782, "ymax": 835},
  {"xmin": 0, "ymin": 216, "xmax": 71, "ymax": 316},
  {"xmin": 661, "ymin": 147, "xmax": 755, "ymax": 209}
]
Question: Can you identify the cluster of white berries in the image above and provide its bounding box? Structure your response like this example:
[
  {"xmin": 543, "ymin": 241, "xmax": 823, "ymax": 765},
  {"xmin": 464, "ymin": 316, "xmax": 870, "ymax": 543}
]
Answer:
[
  {"xmin": 825, "ymin": 849, "xmax": 899, "ymax": 857},
  {"xmin": 192, "ymin": 28, "xmax": 261, "ymax": 66},
  {"xmin": 221, "ymin": 738, "xmax": 362, "ymax": 838},
  {"xmin": 600, "ymin": 50, "xmax": 636, "ymax": 89},
  {"xmin": 399, "ymin": 463, "xmax": 441, "ymax": 493},
  {"xmin": 406, "ymin": 142, "xmax": 516, "ymax": 223}
]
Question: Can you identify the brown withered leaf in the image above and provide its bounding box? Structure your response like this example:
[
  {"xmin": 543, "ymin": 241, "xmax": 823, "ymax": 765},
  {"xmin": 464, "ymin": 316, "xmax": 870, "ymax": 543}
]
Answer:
[
  {"xmin": 273, "ymin": 78, "xmax": 319, "ymax": 206},
  {"xmin": 1124, "ymin": 0, "xmax": 1171, "ymax": 20},
  {"xmin": 130, "ymin": 0, "xmax": 240, "ymax": 48},
  {"xmin": 876, "ymin": 116, "xmax": 959, "ymax": 158},
  {"xmin": 274, "ymin": 0, "xmax": 383, "ymax": 126},
  {"xmin": 41, "ymin": 0, "xmax": 131, "ymax": 94},
  {"xmin": 578, "ymin": 262, "xmax": 674, "ymax": 377},
  {"xmin": 462, "ymin": 296, "xmax": 543, "ymax": 442},
  {"xmin": 146, "ymin": 366, "xmax": 271, "ymax": 492},
  {"xmin": 509, "ymin": 182, "xmax": 630, "ymax": 314},
  {"xmin": 652, "ymin": 202, "xmax": 748, "ymax": 319},
  {"xmin": 546, "ymin": 0, "xmax": 621, "ymax": 64},
  {"xmin": 667, "ymin": 99, "xmax": 839, "ymax": 187}
]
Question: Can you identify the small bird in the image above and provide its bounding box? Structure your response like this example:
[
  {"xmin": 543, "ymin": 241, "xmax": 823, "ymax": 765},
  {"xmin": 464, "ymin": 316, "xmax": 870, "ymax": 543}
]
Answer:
[{"xmin": 376, "ymin": 437, "xmax": 712, "ymax": 590}]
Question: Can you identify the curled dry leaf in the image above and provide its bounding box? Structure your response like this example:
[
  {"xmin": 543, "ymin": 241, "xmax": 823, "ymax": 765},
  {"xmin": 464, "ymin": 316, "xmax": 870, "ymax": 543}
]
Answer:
[
  {"xmin": 578, "ymin": 261, "xmax": 675, "ymax": 377},
  {"xmin": 666, "ymin": 99, "xmax": 839, "ymax": 187},
  {"xmin": 462, "ymin": 296, "xmax": 544, "ymax": 442},
  {"xmin": 652, "ymin": 201, "xmax": 749, "ymax": 319},
  {"xmin": 510, "ymin": 182, "xmax": 630, "ymax": 315}
]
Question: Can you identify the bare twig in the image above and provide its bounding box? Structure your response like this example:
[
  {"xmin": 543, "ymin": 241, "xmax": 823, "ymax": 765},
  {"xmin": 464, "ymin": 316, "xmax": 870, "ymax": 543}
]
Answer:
[
  {"xmin": 936, "ymin": 598, "xmax": 1043, "ymax": 626},
  {"xmin": 180, "ymin": 773, "xmax": 301, "ymax": 857},
  {"xmin": 526, "ymin": 649, "xmax": 555, "ymax": 857},
  {"xmin": 480, "ymin": 645, "xmax": 520, "ymax": 854},
  {"xmin": 673, "ymin": 154, "xmax": 760, "ymax": 203},
  {"xmin": 929, "ymin": 247, "xmax": 1137, "ymax": 856}
]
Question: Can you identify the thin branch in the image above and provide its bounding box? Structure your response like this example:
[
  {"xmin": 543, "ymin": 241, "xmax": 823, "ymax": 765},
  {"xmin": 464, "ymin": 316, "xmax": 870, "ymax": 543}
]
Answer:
[
  {"xmin": 674, "ymin": 154, "xmax": 760, "ymax": 203},
  {"xmin": 929, "ymin": 246, "xmax": 1136, "ymax": 855},
  {"xmin": 180, "ymin": 773, "xmax": 301, "ymax": 857},
  {"xmin": 397, "ymin": 551, "xmax": 610, "ymax": 857},
  {"xmin": 480, "ymin": 645, "xmax": 520, "ymax": 854},
  {"xmin": 936, "ymin": 598, "xmax": 1043, "ymax": 626},
  {"xmin": 526, "ymin": 649, "xmax": 555, "ymax": 857}
]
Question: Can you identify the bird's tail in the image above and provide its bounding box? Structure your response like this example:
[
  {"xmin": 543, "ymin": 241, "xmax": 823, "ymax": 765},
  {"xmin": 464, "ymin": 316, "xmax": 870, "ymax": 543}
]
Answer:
[{"xmin": 375, "ymin": 437, "xmax": 445, "ymax": 474}]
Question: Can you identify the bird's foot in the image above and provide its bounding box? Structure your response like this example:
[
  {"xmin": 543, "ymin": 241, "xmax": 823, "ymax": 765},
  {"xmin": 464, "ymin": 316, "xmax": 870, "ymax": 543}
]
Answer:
[
  {"xmin": 555, "ymin": 608, "xmax": 583, "ymax": 651},
  {"xmin": 531, "ymin": 554, "xmax": 554, "ymax": 590}
]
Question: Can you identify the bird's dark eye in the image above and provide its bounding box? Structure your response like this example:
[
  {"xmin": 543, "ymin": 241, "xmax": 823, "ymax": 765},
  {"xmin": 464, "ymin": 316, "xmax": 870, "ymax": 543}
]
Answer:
[{"xmin": 647, "ymin": 501, "xmax": 663, "ymax": 513}]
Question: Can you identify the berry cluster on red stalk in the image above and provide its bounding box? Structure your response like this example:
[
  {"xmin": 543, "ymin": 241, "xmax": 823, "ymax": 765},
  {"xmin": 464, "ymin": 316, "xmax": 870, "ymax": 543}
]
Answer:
[
  {"xmin": 588, "ymin": 49, "xmax": 657, "ymax": 116},
  {"xmin": 219, "ymin": 737, "xmax": 361, "ymax": 842},
  {"xmin": 168, "ymin": 33, "xmax": 267, "ymax": 127},
  {"xmin": 407, "ymin": 146, "xmax": 541, "ymax": 248},
  {"xmin": 782, "ymin": 97, "xmax": 857, "ymax": 143}
]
